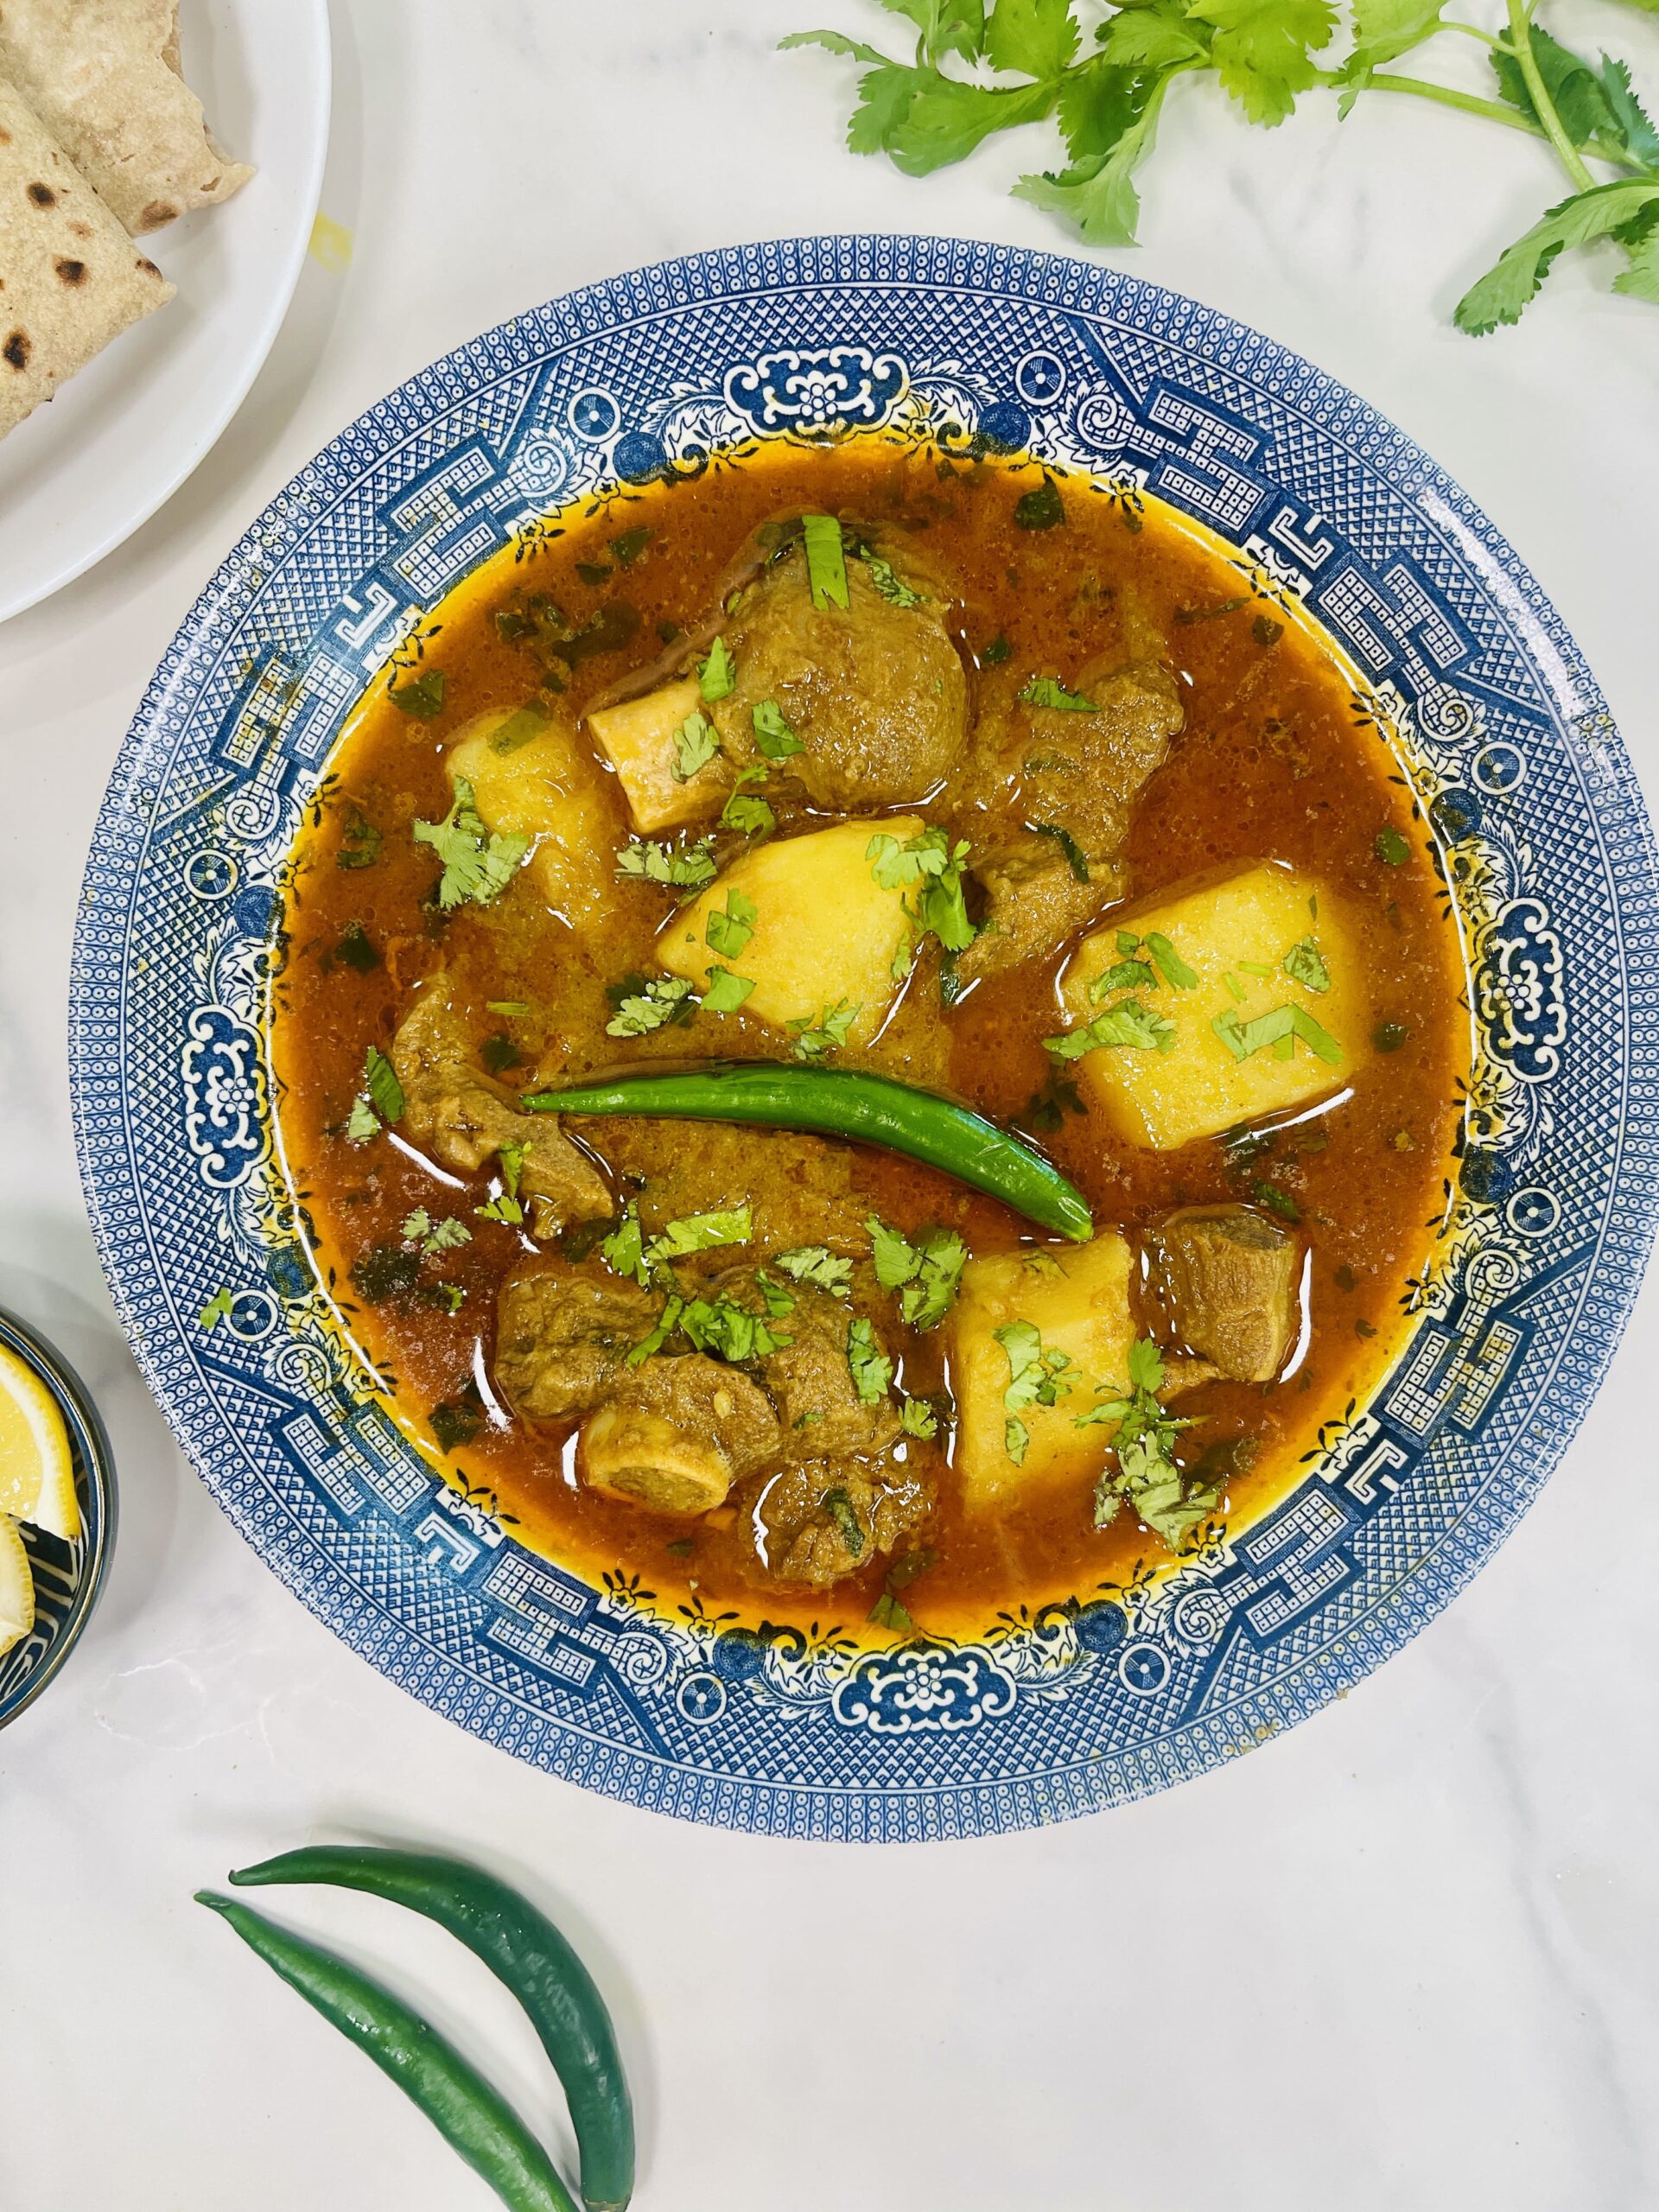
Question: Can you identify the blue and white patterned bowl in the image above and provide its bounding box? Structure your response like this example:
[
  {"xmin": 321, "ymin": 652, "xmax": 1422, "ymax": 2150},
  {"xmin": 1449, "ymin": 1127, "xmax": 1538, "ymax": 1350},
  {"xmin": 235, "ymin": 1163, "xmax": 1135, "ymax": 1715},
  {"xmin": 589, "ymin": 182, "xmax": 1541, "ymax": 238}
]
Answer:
[
  {"xmin": 0, "ymin": 1309, "xmax": 116, "ymax": 1729},
  {"xmin": 70, "ymin": 238, "xmax": 1659, "ymax": 1840}
]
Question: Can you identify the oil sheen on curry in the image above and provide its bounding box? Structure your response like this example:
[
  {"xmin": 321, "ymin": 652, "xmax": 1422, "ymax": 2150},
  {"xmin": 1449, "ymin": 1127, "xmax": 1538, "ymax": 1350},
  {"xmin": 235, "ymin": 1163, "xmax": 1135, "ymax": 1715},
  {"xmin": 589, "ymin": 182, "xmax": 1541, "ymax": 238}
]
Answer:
[{"xmin": 272, "ymin": 435, "xmax": 1467, "ymax": 1643}]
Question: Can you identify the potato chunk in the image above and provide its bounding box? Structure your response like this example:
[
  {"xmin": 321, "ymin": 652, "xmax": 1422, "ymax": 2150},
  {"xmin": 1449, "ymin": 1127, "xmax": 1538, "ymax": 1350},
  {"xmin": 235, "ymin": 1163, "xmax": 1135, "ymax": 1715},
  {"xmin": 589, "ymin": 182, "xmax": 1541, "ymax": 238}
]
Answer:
[
  {"xmin": 659, "ymin": 817, "xmax": 923, "ymax": 1043},
  {"xmin": 950, "ymin": 1236, "xmax": 1138, "ymax": 1510},
  {"xmin": 447, "ymin": 709, "xmax": 613, "ymax": 928},
  {"xmin": 1058, "ymin": 862, "xmax": 1370, "ymax": 1151},
  {"xmin": 586, "ymin": 677, "xmax": 717, "ymax": 834}
]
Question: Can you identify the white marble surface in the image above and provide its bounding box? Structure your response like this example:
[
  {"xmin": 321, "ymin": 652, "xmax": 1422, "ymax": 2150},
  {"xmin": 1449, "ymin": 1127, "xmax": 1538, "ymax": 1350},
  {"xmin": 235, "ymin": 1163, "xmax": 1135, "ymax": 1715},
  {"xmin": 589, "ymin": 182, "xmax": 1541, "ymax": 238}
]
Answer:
[{"xmin": 4, "ymin": 2, "xmax": 1659, "ymax": 2206}]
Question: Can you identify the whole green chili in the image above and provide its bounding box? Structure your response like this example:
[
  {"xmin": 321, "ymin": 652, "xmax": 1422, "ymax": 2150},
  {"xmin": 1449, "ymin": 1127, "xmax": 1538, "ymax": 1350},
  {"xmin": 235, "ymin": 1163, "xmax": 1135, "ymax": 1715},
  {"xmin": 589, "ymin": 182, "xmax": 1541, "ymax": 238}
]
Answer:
[
  {"xmin": 195, "ymin": 1891, "xmax": 578, "ymax": 2212},
  {"xmin": 230, "ymin": 1847, "xmax": 632, "ymax": 2212},
  {"xmin": 522, "ymin": 1061, "xmax": 1093, "ymax": 1242}
]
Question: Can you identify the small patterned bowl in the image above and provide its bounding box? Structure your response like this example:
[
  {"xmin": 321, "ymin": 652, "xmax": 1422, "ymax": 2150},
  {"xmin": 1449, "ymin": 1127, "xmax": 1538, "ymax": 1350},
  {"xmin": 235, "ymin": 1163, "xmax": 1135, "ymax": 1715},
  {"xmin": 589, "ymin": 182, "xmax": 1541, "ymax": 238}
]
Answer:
[{"xmin": 0, "ymin": 1308, "xmax": 117, "ymax": 1729}]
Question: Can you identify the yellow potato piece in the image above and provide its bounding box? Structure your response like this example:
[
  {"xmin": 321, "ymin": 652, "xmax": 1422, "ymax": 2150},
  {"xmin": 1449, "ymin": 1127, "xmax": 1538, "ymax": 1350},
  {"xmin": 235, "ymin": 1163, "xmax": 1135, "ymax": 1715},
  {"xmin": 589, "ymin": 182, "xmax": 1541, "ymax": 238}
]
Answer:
[
  {"xmin": 0, "ymin": 1514, "xmax": 35, "ymax": 1658},
  {"xmin": 660, "ymin": 818, "xmax": 922, "ymax": 1044},
  {"xmin": 586, "ymin": 677, "xmax": 715, "ymax": 834},
  {"xmin": 447, "ymin": 709, "xmax": 614, "ymax": 929},
  {"xmin": 950, "ymin": 1236, "xmax": 1137, "ymax": 1511},
  {"xmin": 0, "ymin": 1340, "xmax": 79, "ymax": 1542},
  {"xmin": 1061, "ymin": 861, "xmax": 1370, "ymax": 1151}
]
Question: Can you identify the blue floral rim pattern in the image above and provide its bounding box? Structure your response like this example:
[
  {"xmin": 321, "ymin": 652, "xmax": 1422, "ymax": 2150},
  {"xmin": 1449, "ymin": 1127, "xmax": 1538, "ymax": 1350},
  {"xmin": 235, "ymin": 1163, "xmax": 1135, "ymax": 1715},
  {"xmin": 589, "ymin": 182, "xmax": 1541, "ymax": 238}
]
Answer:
[{"xmin": 68, "ymin": 237, "xmax": 1659, "ymax": 1840}]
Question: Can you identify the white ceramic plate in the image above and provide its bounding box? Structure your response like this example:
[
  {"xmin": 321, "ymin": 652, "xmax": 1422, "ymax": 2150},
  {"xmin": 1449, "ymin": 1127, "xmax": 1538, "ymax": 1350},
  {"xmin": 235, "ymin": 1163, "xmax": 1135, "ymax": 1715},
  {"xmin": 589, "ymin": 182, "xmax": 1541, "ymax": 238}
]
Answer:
[{"xmin": 0, "ymin": 0, "xmax": 331, "ymax": 622}]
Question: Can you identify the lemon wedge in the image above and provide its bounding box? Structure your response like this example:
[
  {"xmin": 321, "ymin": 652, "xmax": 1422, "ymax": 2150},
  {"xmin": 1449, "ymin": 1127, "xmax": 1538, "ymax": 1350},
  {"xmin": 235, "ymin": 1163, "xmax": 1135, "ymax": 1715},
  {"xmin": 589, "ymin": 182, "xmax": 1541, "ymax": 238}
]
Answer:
[
  {"xmin": 0, "ymin": 1514, "xmax": 35, "ymax": 1660},
  {"xmin": 0, "ymin": 1340, "xmax": 80, "ymax": 1542}
]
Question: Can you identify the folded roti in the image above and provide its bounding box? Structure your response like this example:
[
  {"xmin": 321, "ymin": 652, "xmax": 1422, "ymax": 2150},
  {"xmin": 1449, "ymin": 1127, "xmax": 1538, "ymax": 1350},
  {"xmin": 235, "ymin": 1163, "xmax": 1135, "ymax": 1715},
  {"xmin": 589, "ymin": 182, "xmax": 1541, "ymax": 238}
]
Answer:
[
  {"xmin": 0, "ymin": 73, "xmax": 173, "ymax": 439},
  {"xmin": 0, "ymin": 0, "xmax": 252, "ymax": 234}
]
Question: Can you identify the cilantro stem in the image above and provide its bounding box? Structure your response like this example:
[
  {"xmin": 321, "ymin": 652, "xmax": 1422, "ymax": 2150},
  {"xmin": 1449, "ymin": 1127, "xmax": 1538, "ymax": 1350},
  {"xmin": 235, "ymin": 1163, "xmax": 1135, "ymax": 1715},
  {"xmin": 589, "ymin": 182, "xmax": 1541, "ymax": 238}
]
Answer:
[
  {"xmin": 1358, "ymin": 73, "xmax": 1543, "ymax": 136},
  {"xmin": 1441, "ymin": 20, "xmax": 1509, "ymax": 48},
  {"xmin": 1505, "ymin": 0, "xmax": 1595, "ymax": 190}
]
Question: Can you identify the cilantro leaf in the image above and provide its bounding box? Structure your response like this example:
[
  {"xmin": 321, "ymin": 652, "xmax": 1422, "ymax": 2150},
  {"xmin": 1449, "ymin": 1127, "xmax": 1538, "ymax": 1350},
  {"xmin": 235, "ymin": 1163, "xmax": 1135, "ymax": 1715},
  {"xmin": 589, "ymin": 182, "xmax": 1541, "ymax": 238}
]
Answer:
[
  {"xmin": 413, "ymin": 778, "xmax": 530, "ymax": 909},
  {"xmin": 899, "ymin": 1395, "xmax": 939, "ymax": 1439},
  {"xmin": 1096, "ymin": 6, "xmax": 1210, "ymax": 67},
  {"xmin": 1005, "ymin": 1417, "xmax": 1030, "ymax": 1464},
  {"xmin": 706, "ymin": 887, "xmax": 758, "ymax": 958},
  {"xmin": 627, "ymin": 1294, "xmax": 684, "ymax": 1366},
  {"xmin": 751, "ymin": 700, "xmax": 804, "ymax": 759},
  {"xmin": 865, "ymin": 1217, "xmax": 968, "ymax": 1329},
  {"xmin": 701, "ymin": 966, "xmax": 756, "ymax": 1015},
  {"xmin": 1599, "ymin": 54, "xmax": 1659, "ymax": 169},
  {"xmin": 346, "ymin": 1096, "xmax": 381, "ymax": 1145},
  {"xmin": 1090, "ymin": 957, "xmax": 1156, "ymax": 999},
  {"xmin": 859, "ymin": 551, "xmax": 925, "ymax": 607},
  {"xmin": 875, "ymin": 0, "xmax": 986, "ymax": 67},
  {"xmin": 663, "ymin": 1289, "xmax": 786, "ymax": 1363},
  {"xmin": 985, "ymin": 0, "xmax": 1078, "ymax": 80},
  {"xmin": 1188, "ymin": 0, "xmax": 1336, "ymax": 127},
  {"xmin": 776, "ymin": 1246, "xmax": 854, "ymax": 1295},
  {"xmin": 866, "ymin": 824, "xmax": 978, "ymax": 952},
  {"xmin": 847, "ymin": 1315, "xmax": 895, "ymax": 1403},
  {"xmin": 601, "ymin": 1204, "xmax": 648, "ymax": 1284},
  {"xmin": 1020, "ymin": 675, "xmax": 1099, "ymax": 711},
  {"xmin": 1616, "ymin": 221, "xmax": 1659, "ymax": 303},
  {"xmin": 606, "ymin": 975, "xmax": 698, "ymax": 1037},
  {"xmin": 995, "ymin": 1319, "xmax": 1077, "ymax": 1418},
  {"xmin": 336, "ymin": 807, "xmax": 382, "ymax": 870},
  {"xmin": 672, "ymin": 709, "xmax": 722, "ymax": 782},
  {"xmin": 364, "ymin": 1046, "xmax": 404, "ymax": 1125},
  {"xmin": 1283, "ymin": 935, "xmax": 1332, "ymax": 993},
  {"xmin": 616, "ymin": 836, "xmax": 718, "ymax": 890},
  {"xmin": 475, "ymin": 1140, "xmax": 528, "ymax": 1226},
  {"xmin": 803, "ymin": 512, "xmax": 850, "ymax": 609},
  {"xmin": 199, "ymin": 1287, "xmax": 234, "ymax": 1330},
  {"xmin": 404, "ymin": 1210, "xmax": 471, "ymax": 1255},
  {"xmin": 1211, "ymin": 1001, "xmax": 1343, "ymax": 1065},
  {"xmin": 1144, "ymin": 931, "xmax": 1199, "ymax": 989},
  {"xmin": 389, "ymin": 668, "xmax": 445, "ymax": 720},
  {"xmin": 789, "ymin": 999, "xmax": 860, "ymax": 1058},
  {"xmin": 1455, "ymin": 181, "xmax": 1659, "ymax": 334},
  {"xmin": 1491, "ymin": 25, "xmax": 1625, "ymax": 153},
  {"xmin": 1046, "ymin": 998, "xmax": 1177, "ymax": 1058},
  {"xmin": 1026, "ymin": 820, "xmax": 1090, "ymax": 885},
  {"xmin": 868, "ymin": 1589, "xmax": 916, "ymax": 1630},
  {"xmin": 699, "ymin": 637, "xmax": 737, "ymax": 702},
  {"xmin": 646, "ymin": 1205, "xmax": 753, "ymax": 1264},
  {"xmin": 886, "ymin": 73, "xmax": 1058, "ymax": 173},
  {"xmin": 1337, "ymin": 0, "xmax": 1448, "ymax": 105},
  {"xmin": 721, "ymin": 766, "xmax": 776, "ymax": 839}
]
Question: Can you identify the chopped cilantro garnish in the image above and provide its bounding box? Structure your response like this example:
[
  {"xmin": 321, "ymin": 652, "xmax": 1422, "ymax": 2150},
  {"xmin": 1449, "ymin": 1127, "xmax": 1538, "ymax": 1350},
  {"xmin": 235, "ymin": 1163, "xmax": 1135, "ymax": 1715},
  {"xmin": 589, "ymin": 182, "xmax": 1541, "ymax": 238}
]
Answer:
[
  {"xmin": 1283, "ymin": 936, "xmax": 1332, "ymax": 993},
  {"xmin": 980, "ymin": 635, "xmax": 1012, "ymax": 665},
  {"xmin": 1020, "ymin": 676, "xmax": 1097, "ymax": 712},
  {"xmin": 822, "ymin": 1485, "xmax": 867, "ymax": 1555},
  {"xmin": 698, "ymin": 636, "xmax": 737, "ymax": 702},
  {"xmin": 1145, "ymin": 931, "xmax": 1199, "ymax": 990},
  {"xmin": 413, "ymin": 778, "xmax": 530, "ymax": 909},
  {"xmin": 430, "ymin": 1283, "xmax": 466, "ymax": 1314},
  {"xmin": 601, "ymin": 1205, "xmax": 648, "ymax": 1285},
  {"xmin": 750, "ymin": 698, "xmax": 804, "ymax": 760},
  {"xmin": 1212, "ymin": 1003, "xmax": 1343, "ymax": 1066},
  {"xmin": 1026, "ymin": 819, "xmax": 1090, "ymax": 883},
  {"xmin": 1046, "ymin": 999, "xmax": 1176, "ymax": 1059},
  {"xmin": 802, "ymin": 512, "xmax": 849, "ymax": 610},
  {"xmin": 1079, "ymin": 1338, "xmax": 1210, "ymax": 1548},
  {"xmin": 346, "ymin": 1095, "xmax": 381, "ymax": 1146},
  {"xmin": 336, "ymin": 807, "xmax": 382, "ymax": 870},
  {"xmin": 1375, "ymin": 827, "xmax": 1411, "ymax": 866},
  {"xmin": 706, "ymin": 887, "xmax": 757, "ymax": 958},
  {"xmin": 486, "ymin": 1000, "xmax": 531, "ymax": 1016},
  {"xmin": 648, "ymin": 1205, "xmax": 753, "ymax": 1265},
  {"xmin": 616, "ymin": 835, "xmax": 718, "ymax": 891},
  {"xmin": 606, "ymin": 974, "xmax": 697, "ymax": 1037},
  {"xmin": 626, "ymin": 1294, "xmax": 684, "ymax": 1366},
  {"xmin": 681, "ymin": 1293, "xmax": 791, "ymax": 1362},
  {"xmin": 672, "ymin": 709, "xmax": 721, "ymax": 782},
  {"xmin": 475, "ymin": 1140, "xmax": 528, "ymax": 1226},
  {"xmin": 1005, "ymin": 1417, "xmax": 1030, "ymax": 1465},
  {"xmin": 1014, "ymin": 480, "xmax": 1065, "ymax": 531},
  {"xmin": 364, "ymin": 1046, "xmax": 404, "ymax": 1125},
  {"xmin": 899, "ymin": 1395, "xmax": 939, "ymax": 1440},
  {"xmin": 1116, "ymin": 930, "xmax": 1141, "ymax": 956},
  {"xmin": 198, "ymin": 1287, "xmax": 234, "ymax": 1331},
  {"xmin": 865, "ymin": 1216, "xmax": 966, "ymax": 1330},
  {"xmin": 775, "ymin": 1247, "xmax": 853, "ymax": 1296},
  {"xmin": 389, "ymin": 668, "xmax": 445, "ymax": 720},
  {"xmin": 1253, "ymin": 1178, "xmax": 1300, "ymax": 1222},
  {"xmin": 334, "ymin": 921, "xmax": 378, "ymax": 974},
  {"xmin": 1090, "ymin": 957, "xmax": 1156, "ymax": 1001},
  {"xmin": 702, "ymin": 966, "xmax": 756, "ymax": 1015},
  {"xmin": 868, "ymin": 1589, "xmax": 915, "ymax": 1631},
  {"xmin": 860, "ymin": 551, "xmax": 925, "ymax": 607},
  {"xmin": 753, "ymin": 1269, "xmax": 796, "ymax": 1317},
  {"xmin": 866, "ymin": 824, "xmax": 977, "ymax": 953},
  {"xmin": 789, "ymin": 999, "xmax": 859, "ymax": 1058},
  {"xmin": 1373, "ymin": 1020, "xmax": 1409, "ymax": 1052},
  {"xmin": 403, "ymin": 1208, "xmax": 472, "ymax": 1255},
  {"xmin": 480, "ymin": 1034, "xmax": 521, "ymax": 1075},
  {"xmin": 846, "ymin": 1315, "xmax": 894, "ymax": 1404},
  {"xmin": 486, "ymin": 708, "xmax": 550, "ymax": 755},
  {"xmin": 721, "ymin": 766, "xmax": 776, "ymax": 839},
  {"xmin": 608, "ymin": 525, "xmax": 652, "ymax": 566},
  {"xmin": 996, "ymin": 1320, "xmax": 1077, "ymax": 1419}
]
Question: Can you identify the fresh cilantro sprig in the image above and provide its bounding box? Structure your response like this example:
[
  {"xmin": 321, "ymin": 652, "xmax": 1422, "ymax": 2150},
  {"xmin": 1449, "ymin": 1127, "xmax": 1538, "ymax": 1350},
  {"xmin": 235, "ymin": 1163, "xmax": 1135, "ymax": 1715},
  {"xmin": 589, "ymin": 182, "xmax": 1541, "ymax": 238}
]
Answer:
[
  {"xmin": 867, "ymin": 1216, "xmax": 968, "ymax": 1328},
  {"xmin": 783, "ymin": 0, "xmax": 1659, "ymax": 331},
  {"xmin": 1078, "ymin": 1338, "xmax": 1212, "ymax": 1548},
  {"xmin": 413, "ymin": 778, "xmax": 530, "ymax": 909}
]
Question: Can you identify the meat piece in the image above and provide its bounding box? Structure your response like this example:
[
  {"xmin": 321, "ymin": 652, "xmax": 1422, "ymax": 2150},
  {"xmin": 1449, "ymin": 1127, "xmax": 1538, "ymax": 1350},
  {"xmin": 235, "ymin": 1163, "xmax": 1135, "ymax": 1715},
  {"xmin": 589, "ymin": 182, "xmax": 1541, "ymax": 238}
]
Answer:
[
  {"xmin": 757, "ymin": 1462, "xmax": 933, "ymax": 1589},
  {"xmin": 1147, "ymin": 1205, "xmax": 1300, "ymax": 1382},
  {"xmin": 709, "ymin": 537, "xmax": 968, "ymax": 810},
  {"xmin": 956, "ymin": 836, "xmax": 1124, "ymax": 984},
  {"xmin": 957, "ymin": 656, "xmax": 1183, "ymax": 982},
  {"xmin": 586, "ymin": 1122, "xmax": 870, "ymax": 1254},
  {"xmin": 581, "ymin": 1357, "xmax": 781, "ymax": 1516},
  {"xmin": 391, "ymin": 980, "xmax": 610, "ymax": 1233},
  {"xmin": 756, "ymin": 1285, "xmax": 903, "ymax": 1460},
  {"xmin": 494, "ymin": 1258, "xmax": 658, "ymax": 1419}
]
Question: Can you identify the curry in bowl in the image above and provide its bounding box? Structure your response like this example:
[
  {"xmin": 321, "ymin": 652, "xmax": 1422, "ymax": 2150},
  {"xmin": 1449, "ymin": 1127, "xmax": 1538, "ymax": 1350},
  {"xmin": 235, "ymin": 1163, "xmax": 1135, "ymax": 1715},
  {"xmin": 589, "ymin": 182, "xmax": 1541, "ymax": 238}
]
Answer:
[{"xmin": 272, "ymin": 435, "xmax": 1466, "ymax": 1642}]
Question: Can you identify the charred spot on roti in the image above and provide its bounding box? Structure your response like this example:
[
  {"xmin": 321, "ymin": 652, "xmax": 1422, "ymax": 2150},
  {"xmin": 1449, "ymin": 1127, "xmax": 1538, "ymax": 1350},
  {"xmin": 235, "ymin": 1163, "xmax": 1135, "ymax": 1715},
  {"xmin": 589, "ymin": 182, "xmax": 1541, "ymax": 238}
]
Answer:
[
  {"xmin": 54, "ymin": 257, "xmax": 85, "ymax": 285},
  {"xmin": 139, "ymin": 257, "xmax": 162, "ymax": 280},
  {"xmin": 137, "ymin": 199, "xmax": 177, "ymax": 231},
  {"xmin": 3, "ymin": 329, "xmax": 31, "ymax": 371},
  {"xmin": 26, "ymin": 180, "xmax": 54, "ymax": 206}
]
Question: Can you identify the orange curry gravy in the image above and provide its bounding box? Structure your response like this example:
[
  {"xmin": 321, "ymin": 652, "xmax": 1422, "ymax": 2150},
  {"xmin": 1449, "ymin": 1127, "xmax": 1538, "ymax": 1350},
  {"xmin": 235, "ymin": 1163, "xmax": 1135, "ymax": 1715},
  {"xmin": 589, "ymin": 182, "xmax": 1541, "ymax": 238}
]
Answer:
[{"xmin": 270, "ymin": 434, "xmax": 1468, "ymax": 1643}]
